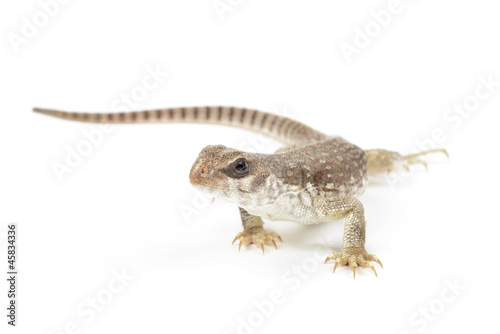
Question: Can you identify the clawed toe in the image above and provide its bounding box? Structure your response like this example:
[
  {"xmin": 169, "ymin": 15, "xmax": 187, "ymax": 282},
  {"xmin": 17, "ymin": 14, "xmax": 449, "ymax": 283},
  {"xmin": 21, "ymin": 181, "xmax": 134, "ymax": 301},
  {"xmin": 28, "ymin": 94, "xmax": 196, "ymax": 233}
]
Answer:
[
  {"xmin": 400, "ymin": 149, "xmax": 449, "ymax": 172},
  {"xmin": 232, "ymin": 229, "xmax": 282, "ymax": 254},
  {"xmin": 325, "ymin": 249, "xmax": 383, "ymax": 278},
  {"xmin": 365, "ymin": 253, "xmax": 383, "ymax": 268},
  {"xmin": 232, "ymin": 233, "xmax": 243, "ymax": 245}
]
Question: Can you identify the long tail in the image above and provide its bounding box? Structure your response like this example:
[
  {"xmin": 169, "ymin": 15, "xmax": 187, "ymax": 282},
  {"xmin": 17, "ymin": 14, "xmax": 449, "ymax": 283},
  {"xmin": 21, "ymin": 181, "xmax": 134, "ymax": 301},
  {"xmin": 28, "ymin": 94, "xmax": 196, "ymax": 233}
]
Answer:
[{"xmin": 33, "ymin": 106, "xmax": 327, "ymax": 146}]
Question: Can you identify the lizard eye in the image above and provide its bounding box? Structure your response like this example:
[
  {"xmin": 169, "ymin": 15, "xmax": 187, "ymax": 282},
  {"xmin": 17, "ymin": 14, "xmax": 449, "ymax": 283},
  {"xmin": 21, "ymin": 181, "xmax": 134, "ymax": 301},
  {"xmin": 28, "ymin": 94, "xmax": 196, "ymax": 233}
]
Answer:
[{"xmin": 232, "ymin": 158, "xmax": 250, "ymax": 178}]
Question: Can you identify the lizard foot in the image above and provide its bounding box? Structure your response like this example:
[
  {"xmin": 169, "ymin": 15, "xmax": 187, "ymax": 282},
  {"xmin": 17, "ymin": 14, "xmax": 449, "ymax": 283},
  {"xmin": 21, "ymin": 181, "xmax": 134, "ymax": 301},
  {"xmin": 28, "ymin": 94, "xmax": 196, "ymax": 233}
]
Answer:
[
  {"xmin": 324, "ymin": 247, "xmax": 383, "ymax": 278},
  {"xmin": 366, "ymin": 148, "xmax": 448, "ymax": 174},
  {"xmin": 399, "ymin": 148, "xmax": 449, "ymax": 172},
  {"xmin": 232, "ymin": 227, "xmax": 282, "ymax": 254}
]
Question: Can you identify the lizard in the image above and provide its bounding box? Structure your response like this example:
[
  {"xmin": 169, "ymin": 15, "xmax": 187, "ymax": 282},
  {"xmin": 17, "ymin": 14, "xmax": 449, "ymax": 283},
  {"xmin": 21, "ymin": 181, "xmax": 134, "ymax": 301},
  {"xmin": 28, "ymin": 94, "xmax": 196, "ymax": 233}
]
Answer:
[{"xmin": 33, "ymin": 106, "xmax": 447, "ymax": 278}]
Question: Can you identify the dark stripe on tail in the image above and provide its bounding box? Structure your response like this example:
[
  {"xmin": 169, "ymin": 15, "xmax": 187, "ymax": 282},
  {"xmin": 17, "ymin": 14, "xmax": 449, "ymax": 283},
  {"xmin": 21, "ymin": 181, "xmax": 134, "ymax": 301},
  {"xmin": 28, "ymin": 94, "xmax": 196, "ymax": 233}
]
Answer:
[{"xmin": 33, "ymin": 106, "xmax": 327, "ymax": 146}]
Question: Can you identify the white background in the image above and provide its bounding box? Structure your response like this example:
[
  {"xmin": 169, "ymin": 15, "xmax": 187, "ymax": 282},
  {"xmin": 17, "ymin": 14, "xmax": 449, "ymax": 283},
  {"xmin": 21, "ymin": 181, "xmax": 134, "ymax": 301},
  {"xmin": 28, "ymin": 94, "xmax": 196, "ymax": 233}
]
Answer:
[{"xmin": 1, "ymin": 1, "xmax": 499, "ymax": 333}]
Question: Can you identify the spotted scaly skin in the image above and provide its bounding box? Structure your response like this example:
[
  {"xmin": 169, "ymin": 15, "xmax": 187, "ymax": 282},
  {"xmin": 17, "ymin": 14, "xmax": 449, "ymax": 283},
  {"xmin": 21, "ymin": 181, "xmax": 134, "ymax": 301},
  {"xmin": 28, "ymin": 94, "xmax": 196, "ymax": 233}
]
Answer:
[{"xmin": 34, "ymin": 106, "xmax": 447, "ymax": 278}]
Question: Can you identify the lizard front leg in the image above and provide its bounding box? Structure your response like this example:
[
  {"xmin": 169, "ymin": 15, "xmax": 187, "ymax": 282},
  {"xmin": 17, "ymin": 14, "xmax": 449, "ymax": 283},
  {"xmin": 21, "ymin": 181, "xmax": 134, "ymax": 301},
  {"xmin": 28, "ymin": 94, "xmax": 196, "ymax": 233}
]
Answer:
[
  {"xmin": 232, "ymin": 208, "xmax": 282, "ymax": 254},
  {"xmin": 317, "ymin": 197, "xmax": 383, "ymax": 278}
]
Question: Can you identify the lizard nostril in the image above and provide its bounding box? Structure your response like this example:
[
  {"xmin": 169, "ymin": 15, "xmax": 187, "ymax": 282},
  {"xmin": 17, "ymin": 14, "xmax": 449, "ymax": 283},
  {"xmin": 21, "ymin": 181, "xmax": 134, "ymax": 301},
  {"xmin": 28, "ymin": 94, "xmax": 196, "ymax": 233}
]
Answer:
[{"xmin": 199, "ymin": 165, "xmax": 208, "ymax": 176}]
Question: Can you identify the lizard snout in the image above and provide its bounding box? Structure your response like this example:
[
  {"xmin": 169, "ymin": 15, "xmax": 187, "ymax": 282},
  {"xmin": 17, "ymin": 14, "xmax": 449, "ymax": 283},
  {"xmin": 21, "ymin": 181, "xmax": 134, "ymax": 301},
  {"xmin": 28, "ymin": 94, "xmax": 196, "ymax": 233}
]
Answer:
[{"xmin": 189, "ymin": 160, "xmax": 210, "ymax": 185}]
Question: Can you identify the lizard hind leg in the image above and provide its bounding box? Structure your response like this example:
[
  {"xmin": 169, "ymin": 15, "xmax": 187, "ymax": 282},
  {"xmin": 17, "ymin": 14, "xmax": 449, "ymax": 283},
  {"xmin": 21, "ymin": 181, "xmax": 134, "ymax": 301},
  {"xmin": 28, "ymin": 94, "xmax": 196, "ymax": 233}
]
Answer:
[{"xmin": 365, "ymin": 148, "xmax": 448, "ymax": 174}]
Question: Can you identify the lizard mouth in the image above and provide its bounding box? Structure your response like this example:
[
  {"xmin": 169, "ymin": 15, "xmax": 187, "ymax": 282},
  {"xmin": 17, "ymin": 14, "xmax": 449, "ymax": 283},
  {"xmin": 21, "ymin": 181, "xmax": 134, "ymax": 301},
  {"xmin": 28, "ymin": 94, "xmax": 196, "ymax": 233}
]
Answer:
[
  {"xmin": 189, "ymin": 178, "xmax": 221, "ymax": 192},
  {"xmin": 189, "ymin": 173, "xmax": 217, "ymax": 189}
]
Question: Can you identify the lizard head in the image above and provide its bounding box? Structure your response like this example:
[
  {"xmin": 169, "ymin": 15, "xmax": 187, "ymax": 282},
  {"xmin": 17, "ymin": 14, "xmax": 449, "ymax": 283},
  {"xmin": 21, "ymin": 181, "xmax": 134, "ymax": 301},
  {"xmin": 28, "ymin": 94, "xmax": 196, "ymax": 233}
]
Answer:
[{"xmin": 189, "ymin": 145, "xmax": 278, "ymax": 206}]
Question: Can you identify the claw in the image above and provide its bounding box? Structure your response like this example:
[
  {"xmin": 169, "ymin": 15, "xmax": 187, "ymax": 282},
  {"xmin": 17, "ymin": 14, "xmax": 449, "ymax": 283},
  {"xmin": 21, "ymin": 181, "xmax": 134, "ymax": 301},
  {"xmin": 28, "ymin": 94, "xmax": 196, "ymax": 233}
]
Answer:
[
  {"xmin": 369, "ymin": 256, "xmax": 383, "ymax": 268},
  {"xmin": 232, "ymin": 229, "xmax": 281, "ymax": 253},
  {"xmin": 351, "ymin": 263, "xmax": 357, "ymax": 279},
  {"xmin": 417, "ymin": 160, "xmax": 428, "ymax": 171},
  {"xmin": 366, "ymin": 254, "xmax": 383, "ymax": 268},
  {"xmin": 258, "ymin": 242, "xmax": 265, "ymax": 255},
  {"xmin": 404, "ymin": 148, "xmax": 448, "ymax": 159},
  {"xmin": 324, "ymin": 253, "xmax": 336, "ymax": 264},
  {"xmin": 326, "ymin": 250, "xmax": 382, "ymax": 277},
  {"xmin": 333, "ymin": 261, "xmax": 339, "ymax": 273},
  {"xmin": 405, "ymin": 159, "xmax": 428, "ymax": 171},
  {"xmin": 400, "ymin": 148, "xmax": 448, "ymax": 172}
]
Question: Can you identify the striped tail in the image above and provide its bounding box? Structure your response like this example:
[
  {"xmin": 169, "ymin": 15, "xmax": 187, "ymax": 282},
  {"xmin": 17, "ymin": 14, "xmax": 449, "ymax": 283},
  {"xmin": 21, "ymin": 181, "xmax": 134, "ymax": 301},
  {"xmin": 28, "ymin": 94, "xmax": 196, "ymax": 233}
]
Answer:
[{"xmin": 33, "ymin": 106, "xmax": 327, "ymax": 146}]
